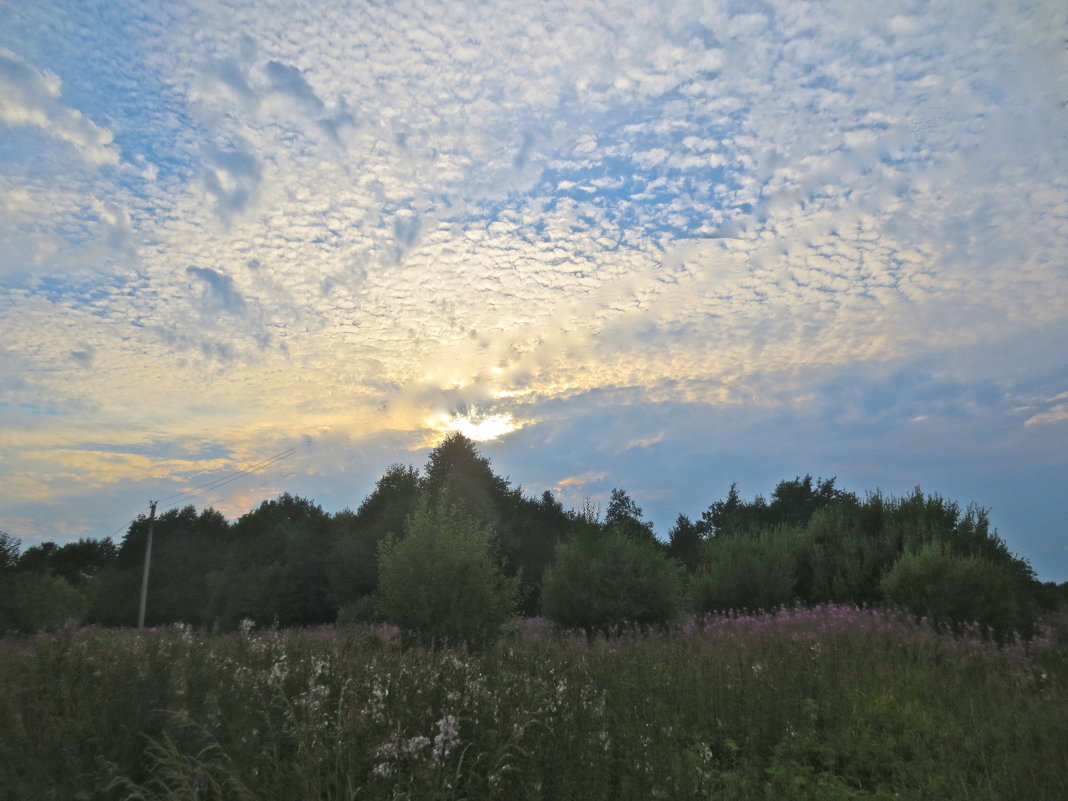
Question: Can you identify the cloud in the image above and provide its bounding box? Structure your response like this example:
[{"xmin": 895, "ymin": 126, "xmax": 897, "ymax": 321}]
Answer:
[
  {"xmin": 264, "ymin": 60, "xmax": 324, "ymax": 114},
  {"xmin": 202, "ymin": 139, "xmax": 261, "ymax": 223},
  {"xmin": 70, "ymin": 346, "xmax": 95, "ymax": 368},
  {"xmin": 1, "ymin": 0, "xmax": 1066, "ymax": 577},
  {"xmin": 623, "ymin": 432, "xmax": 665, "ymax": 450},
  {"xmin": 1025, "ymin": 403, "xmax": 1068, "ymax": 426},
  {"xmin": 556, "ymin": 471, "xmax": 608, "ymax": 488},
  {"xmin": 0, "ymin": 48, "xmax": 119, "ymax": 166},
  {"xmin": 187, "ymin": 266, "xmax": 247, "ymax": 315}
]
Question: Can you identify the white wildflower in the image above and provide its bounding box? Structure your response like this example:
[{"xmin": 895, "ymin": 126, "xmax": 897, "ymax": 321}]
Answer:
[{"xmin": 433, "ymin": 714, "xmax": 459, "ymax": 760}]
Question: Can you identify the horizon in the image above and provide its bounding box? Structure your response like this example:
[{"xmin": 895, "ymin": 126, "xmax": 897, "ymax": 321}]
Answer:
[{"xmin": 1, "ymin": 0, "xmax": 1066, "ymax": 581}]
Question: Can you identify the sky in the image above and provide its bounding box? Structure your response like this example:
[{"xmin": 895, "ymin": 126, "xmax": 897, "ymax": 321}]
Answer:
[{"xmin": 1, "ymin": 0, "xmax": 1066, "ymax": 580}]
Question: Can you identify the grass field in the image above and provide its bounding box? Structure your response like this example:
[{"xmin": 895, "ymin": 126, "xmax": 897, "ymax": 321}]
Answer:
[{"xmin": 2, "ymin": 606, "xmax": 1066, "ymax": 800}]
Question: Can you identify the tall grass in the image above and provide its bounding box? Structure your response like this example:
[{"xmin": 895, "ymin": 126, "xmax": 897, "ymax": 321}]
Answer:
[{"xmin": 1, "ymin": 608, "xmax": 1065, "ymax": 800}]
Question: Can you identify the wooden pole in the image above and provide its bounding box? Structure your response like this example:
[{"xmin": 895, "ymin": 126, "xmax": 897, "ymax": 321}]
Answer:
[{"xmin": 137, "ymin": 501, "xmax": 157, "ymax": 629}]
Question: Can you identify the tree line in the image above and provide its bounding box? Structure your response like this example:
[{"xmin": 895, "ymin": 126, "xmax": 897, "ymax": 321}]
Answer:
[{"xmin": 2, "ymin": 433, "xmax": 1065, "ymax": 642}]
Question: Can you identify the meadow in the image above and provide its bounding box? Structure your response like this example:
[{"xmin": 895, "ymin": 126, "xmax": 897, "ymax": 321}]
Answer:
[{"xmin": 2, "ymin": 606, "xmax": 1066, "ymax": 801}]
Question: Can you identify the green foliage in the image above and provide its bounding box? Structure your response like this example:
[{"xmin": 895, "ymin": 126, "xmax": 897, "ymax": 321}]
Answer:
[
  {"xmin": 377, "ymin": 501, "xmax": 518, "ymax": 647},
  {"xmin": 0, "ymin": 572, "xmax": 88, "ymax": 633},
  {"xmin": 793, "ymin": 504, "xmax": 900, "ymax": 605},
  {"xmin": 0, "ymin": 530, "xmax": 20, "ymax": 570},
  {"xmin": 692, "ymin": 531, "xmax": 796, "ymax": 613},
  {"xmin": 93, "ymin": 506, "xmax": 230, "ymax": 628},
  {"xmin": 16, "ymin": 537, "xmax": 117, "ymax": 588},
  {"xmin": 702, "ymin": 477, "xmax": 853, "ymax": 536},
  {"xmin": 330, "ymin": 464, "xmax": 421, "ymax": 608},
  {"xmin": 2, "ymin": 613, "xmax": 1066, "ymax": 801},
  {"xmin": 604, "ymin": 487, "xmax": 657, "ymax": 544},
  {"xmin": 336, "ymin": 594, "xmax": 380, "ymax": 626},
  {"xmin": 541, "ymin": 529, "xmax": 683, "ymax": 635},
  {"xmin": 420, "ymin": 433, "xmax": 517, "ymax": 524},
  {"xmin": 207, "ymin": 494, "xmax": 334, "ymax": 629},
  {"xmin": 667, "ymin": 513, "xmax": 703, "ymax": 571},
  {"xmin": 880, "ymin": 542, "xmax": 1040, "ymax": 640}
]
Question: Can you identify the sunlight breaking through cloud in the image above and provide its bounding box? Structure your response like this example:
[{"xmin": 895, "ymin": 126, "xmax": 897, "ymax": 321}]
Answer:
[{"xmin": 429, "ymin": 409, "xmax": 526, "ymax": 443}]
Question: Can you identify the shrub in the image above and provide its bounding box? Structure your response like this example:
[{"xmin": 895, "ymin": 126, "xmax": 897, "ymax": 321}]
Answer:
[
  {"xmin": 336, "ymin": 594, "xmax": 379, "ymax": 626},
  {"xmin": 880, "ymin": 541, "xmax": 1039, "ymax": 640},
  {"xmin": 541, "ymin": 529, "xmax": 683, "ymax": 636},
  {"xmin": 691, "ymin": 532, "xmax": 796, "ymax": 614},
  {"xmin": 0, "ymin": 572, "xmax": 88, "ymax": 633},
  {"xmin": 377, "ymin": 501, "xmax": 517, "ymax": 648}
]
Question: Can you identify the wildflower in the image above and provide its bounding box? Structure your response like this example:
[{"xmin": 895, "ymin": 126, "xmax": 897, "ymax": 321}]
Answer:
[
  {"xmin": 433, "ymin": 714, "xmax": 459, "ymax": 760},
  {"xmin": 372, "ymin": 761, "xmax": 393, "ymax": 778}
]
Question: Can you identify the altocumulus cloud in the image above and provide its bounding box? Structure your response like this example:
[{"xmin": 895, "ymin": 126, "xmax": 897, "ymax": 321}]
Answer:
[
  {"xmin": 0, "ymin": 0, "xmax": 1064, "ymax": 579},
  {"xmin": 0, "ymin": 48, "xmax": 120, "ymax": 166}
]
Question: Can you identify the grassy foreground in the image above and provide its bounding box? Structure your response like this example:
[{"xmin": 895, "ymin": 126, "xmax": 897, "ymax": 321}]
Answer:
[{"xmin": 2, "ymin": 607, "xmax": 1066, "ymax": 801}]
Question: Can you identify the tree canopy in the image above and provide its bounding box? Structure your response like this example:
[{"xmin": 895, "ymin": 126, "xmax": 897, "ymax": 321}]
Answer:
[{"xmin": 0, "ymin": 436, "xmax": 1059, "ymax": 638}]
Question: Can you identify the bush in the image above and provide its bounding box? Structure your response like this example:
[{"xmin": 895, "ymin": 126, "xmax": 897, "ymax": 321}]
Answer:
[
  {"xmin": 691, "ymin": 533, "xmax": 796, "ymax": 614},
  {"xmin": 0, "ymin": 572, "xmax": 88, "ymax": 633},
  {"xmin": 336, "ymin": 594, "xmax": 379, "ymax": 627},
  {"xmin": 880, "ymin": 542, "xmax": 1039, "ymax": 641},
  {"xmin": 377, "ymin": 502, "xmax": 517, "ymax": 648},
  {"xmin": 541, "ymin": 530, "xmax": 683, "ymax": 636}
]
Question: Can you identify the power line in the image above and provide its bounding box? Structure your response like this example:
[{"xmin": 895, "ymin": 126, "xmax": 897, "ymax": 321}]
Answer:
[
  {"xmin": 155, "ymin": 448, "xmax": 296, "ymax": 510},
  {"xmin": 103, "ymin": 506, "xmax": 151, "ymax": 541},
  {"xmin": 155, "ymin": 448, "xmax": 295, "ymax": 504},
  {"xmin": 101, "ymin": 447, "xmax": 300, "ymax": 540}
]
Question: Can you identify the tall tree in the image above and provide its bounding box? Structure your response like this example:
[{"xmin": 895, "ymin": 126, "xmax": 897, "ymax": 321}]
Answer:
[
  {"xmin": 667, "ymin": 514, "xmax": 703, "ymax": 572},
  {"xmin": 604, "ymin": 488, "xmax": 657, "ymax": 544},
  {"xmin": 331, "ymin": 464, "xmax": 421, "ymax": 610},
  {"xmin": 420, "ymin": 433, "xmax": 517, "ymax": 524},
  {"xmin": 0, "ymin": 531, "xmax": 20, "ymax": 570}
]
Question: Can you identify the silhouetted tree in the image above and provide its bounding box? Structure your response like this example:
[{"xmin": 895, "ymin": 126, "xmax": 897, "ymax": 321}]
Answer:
[
  {"xmin": 604, "ymin": 488, "xmax": 657, "ymax": 544},
  {"xmin": 0, "ymin": 531, "xmax": 19, "ymax": 570},
  {"xmin": 421, "ymin": 433, "xmax": 516, "ymax": 524},
  {"xmin": 331, "ymin": 464, "xmax": 421, "ymax": 612},
  {"xmin": 209, "ymin": 494, "xmax": 333, "ymax": 629},
  {"xmin": 17, "ymin": 538, "xmax": 117, "ymax": 588},
  {"xmin": 667, "ymin": 514, "xmax": 703, "ymax": 572},
  {"xmin": 93, "ymin": 507, "xmax": 227, "ymax": 628}
]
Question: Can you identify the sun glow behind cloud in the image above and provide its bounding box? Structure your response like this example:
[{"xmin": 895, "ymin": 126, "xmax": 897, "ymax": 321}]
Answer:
[{"xmin": 429, "ymin": 409, "xmax": 526, "ymax": 443}]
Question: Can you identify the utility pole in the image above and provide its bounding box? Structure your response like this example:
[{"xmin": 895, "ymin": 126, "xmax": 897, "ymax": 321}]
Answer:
[{"xmin": 137, "ymin": 501, "xmax": 157, "ymax": 629}]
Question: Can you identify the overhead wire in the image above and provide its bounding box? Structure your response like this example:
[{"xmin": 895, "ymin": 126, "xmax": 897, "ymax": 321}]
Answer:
[
  {"xmin": 154, "ymin": 448, "xmax": 296, "ymax": 506},
  {"xmin": 103, "ymin": 446, "xmax": 300, "ymax": 538}
]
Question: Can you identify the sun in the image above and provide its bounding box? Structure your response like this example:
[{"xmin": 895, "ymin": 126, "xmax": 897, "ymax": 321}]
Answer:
[{"xmin": 429, "ymin": 409, "xmax": 524, "ymax": 442}]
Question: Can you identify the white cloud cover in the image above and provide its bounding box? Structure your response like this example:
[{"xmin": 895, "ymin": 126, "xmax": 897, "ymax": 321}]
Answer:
[
  {"xmin": 0, "ymin": 0, "xmax": 1065, "ymax": 576},
  {"xmin": 0, "ymin": 48, "xmax": 119, "ymax": 166}
]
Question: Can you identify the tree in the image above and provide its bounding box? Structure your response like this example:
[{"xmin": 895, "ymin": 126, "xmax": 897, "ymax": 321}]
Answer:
[
  {"xmin": 377, "ymin": 501, "xmax": 518, "ymax": 648},
  {"xmin": 701, "ymin": 477, "xmax": 855, "ymax": 536},
  {"xmin": 768, "ymin": 475, "xmax": 853, "ymax": 527},
  {"xmin": 0, "ymin": 572, "xmax": 88, "ymax": 633},
  {"xmin": 17, "ymin": 538, "xmax": 117, "ymax": 588},
  {"xmin": 541, "ymin": 529, "xmax": 683, "ymax": 637},
  {"xmin": 420, "ymin": 433, "xmax": 516, "ymax": 523},
  {"xmin": 208, "ymin": 494, "xmax": 334, "ymax": 629},
  {"xmin": 604, "ymin": 488, "xmax": 657, "ymax": 544},
  {"xmin": 691, "ymin": 532, "xmax": 796, "ymax": 614},
  {"xmin": 0, "ymin": 531, "xmax": 20, "ymax": 570},
  {"xmin": 666, "ymin": 514, "xmax": 703, "ymax": 572},
  {"xmin": 700, "ymin": 483, "xmax": 744, "ymax": 536},
  {"xmin": 881, "ymin": 542, "xmax": 1039, "ymax": 641},
  {"xmin": 92, "ymin": 506, "xmax": 229, "ymax": 628},
  {"xmin": 331, "ymin": 464, "xmax": 421, "ymax": 610}
]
